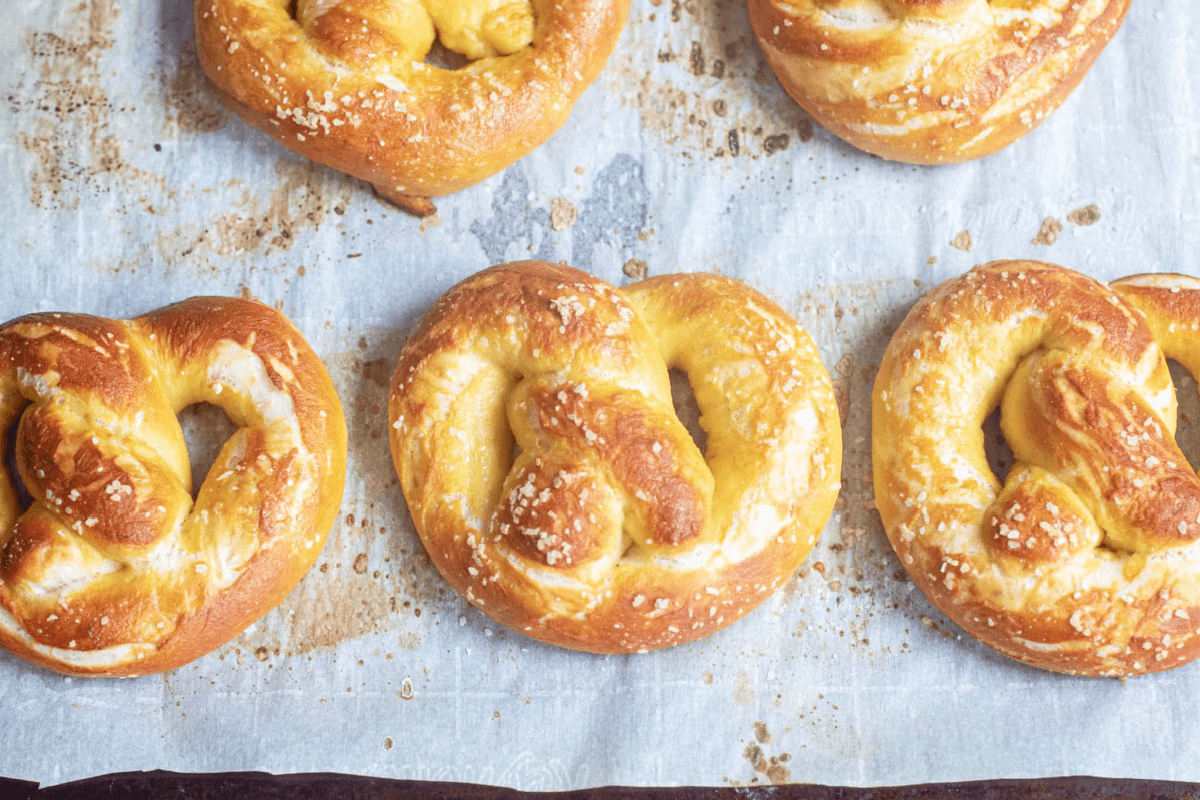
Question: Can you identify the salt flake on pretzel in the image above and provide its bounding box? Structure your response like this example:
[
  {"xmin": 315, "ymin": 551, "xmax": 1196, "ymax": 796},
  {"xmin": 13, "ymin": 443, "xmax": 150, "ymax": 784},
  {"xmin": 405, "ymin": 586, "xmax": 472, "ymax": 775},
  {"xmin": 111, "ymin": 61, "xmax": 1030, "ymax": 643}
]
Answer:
[
  {"xmin": 0, "ymin": 298, "xmax": 346, "ymax": 676},
  {"xmin": 389, "ymin": 261, "xmax": 841, "ymax": 652},
  {"xmin": 874, "ymin": 261, "xmax": 1200, "ymax": 676},
  {"xmin": 748, "ymin": 0, "xmax": 1131, "ymax": 164},
  {"xmin": 196, "ymin": 0, "xmax": 629, "ymax": 215}
]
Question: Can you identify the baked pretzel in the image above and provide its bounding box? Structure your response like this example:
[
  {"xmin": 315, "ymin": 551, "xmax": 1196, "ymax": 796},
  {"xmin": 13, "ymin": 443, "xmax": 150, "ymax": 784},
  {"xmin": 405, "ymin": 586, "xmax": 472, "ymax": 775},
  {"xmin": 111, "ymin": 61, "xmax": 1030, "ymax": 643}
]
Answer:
[
  {"xmin": 389, "ymin": 261, "xmax": 841, "ymax": 652},
  {"xmin": 873, "ymin": 261, "xmax": 1200, "ymax": 676},
  {"xmin": 747, "ymin": 0, "xmax": 1131, "ymax": 164},
  {"xmin": 195, "ymin": 0, "xmax": 629, "ymax": 216},
  {"xmin": 0, "ymin": 298, "xmax": 346, "ymax": 676}
]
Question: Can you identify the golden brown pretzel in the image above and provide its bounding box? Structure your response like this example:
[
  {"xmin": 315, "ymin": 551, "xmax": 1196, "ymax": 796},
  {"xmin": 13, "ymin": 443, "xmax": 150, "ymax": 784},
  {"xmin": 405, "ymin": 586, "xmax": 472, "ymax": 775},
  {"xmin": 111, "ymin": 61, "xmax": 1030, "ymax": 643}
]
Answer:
[
  {"xmin": 873, "ymin": 261, "xmax": 1200, "ymax": 676},
  {"xmin": 389, "ymin": 261, "xmax": 841, "ymax": 652},
  {"xmin": 747, "ymin": 0, "xmax": 1131, "ymax": 164},
  {"xmin": 0, "ymin": 298, "xmax": 346, "ymax": 676},
  {"xmin": 195, "ymin": 0, "xmax": 629, "ymax": 215}
]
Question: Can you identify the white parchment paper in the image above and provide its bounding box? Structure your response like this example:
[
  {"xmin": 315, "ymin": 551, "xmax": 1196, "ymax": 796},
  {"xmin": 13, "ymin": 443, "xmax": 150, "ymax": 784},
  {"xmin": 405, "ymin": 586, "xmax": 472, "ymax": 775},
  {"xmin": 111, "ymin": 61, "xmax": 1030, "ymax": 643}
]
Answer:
[{"xmin": 3, "ymin": 0, "xmax": 1200, "ymax": 790}]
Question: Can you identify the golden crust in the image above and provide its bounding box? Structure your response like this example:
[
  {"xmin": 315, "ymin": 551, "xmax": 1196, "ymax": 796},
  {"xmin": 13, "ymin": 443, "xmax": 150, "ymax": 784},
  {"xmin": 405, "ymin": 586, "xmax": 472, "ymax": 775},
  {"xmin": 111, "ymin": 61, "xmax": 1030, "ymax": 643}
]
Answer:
[
  {"xmin": 0, "ymin": 298, "xmax": 347, "ymax": 676},
  {"xmin": 388, "ymin": 261, "xmax": 841, "ymax": 652},
  {"xmin": 873, "ymin": 261, "xmax": 1200, "ymax": 676},
  {"xmin": 748, "ymin": 0, "xmax": 1130, "ymax": 164},
  {"xmin": 195, "ymin": 0, "xmax": 629, "ymax": 214}
]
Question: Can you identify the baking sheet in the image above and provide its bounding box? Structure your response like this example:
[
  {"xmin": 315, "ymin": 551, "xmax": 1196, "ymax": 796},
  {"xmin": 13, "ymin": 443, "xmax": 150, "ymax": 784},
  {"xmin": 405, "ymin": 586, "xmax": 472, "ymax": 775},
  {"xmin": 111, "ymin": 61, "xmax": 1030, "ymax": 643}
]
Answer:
[
  {"xmin": 20, "ymin": 773, "xmax": 1200, "ymax": 800},
  {"xmin": 3, "ymin": 0, "xmax": 1200, "ymax": 790}
]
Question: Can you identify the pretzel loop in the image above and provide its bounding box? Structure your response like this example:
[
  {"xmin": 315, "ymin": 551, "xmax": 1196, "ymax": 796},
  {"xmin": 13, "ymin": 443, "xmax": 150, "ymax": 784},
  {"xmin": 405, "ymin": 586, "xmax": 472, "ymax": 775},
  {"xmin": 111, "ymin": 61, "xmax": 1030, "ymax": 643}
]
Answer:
[
  {"xmin": 196, "ymin": 0, "xmax": 629, "ymax": 213},
  {"xmin": 0, "ymin": 298, "xmax": 346, "ymax": 676},
  {"xmin": 874, "ymin": 262, "xmax": 1200, "ymax": 676},
  {"xmin": 390, "ymin": 262, "xmax": 841, "ymax": 652},
  {"xmin": 999, "ymin": 347, "xmax": 1200, "ymax": 555},
  {"xmin": 748, "ymin": 0, "xmax": 1132, "ymax": 163}
]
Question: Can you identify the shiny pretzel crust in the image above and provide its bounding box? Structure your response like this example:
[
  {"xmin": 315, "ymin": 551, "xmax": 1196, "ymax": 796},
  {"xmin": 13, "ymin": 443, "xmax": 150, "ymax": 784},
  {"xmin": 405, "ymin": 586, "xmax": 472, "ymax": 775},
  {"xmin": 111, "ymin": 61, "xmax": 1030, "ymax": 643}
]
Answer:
[
  {"xmin": 873, "ymin": 262, "xmax": 1200, "ymax": 676},
  {"xmin": 195, "ymin": 0, "xmax": 628, "ymax": 214},
  {"xmin": 748, "ymin": 0, "xmax": 1130, "ymax": 164},
  {"xmin": 0, "ymin": 298, "xmax": 346, "ymax": 676},
  {"xmin": 389, "ymin": 262, "xmax": 841, "ymax": 653}
]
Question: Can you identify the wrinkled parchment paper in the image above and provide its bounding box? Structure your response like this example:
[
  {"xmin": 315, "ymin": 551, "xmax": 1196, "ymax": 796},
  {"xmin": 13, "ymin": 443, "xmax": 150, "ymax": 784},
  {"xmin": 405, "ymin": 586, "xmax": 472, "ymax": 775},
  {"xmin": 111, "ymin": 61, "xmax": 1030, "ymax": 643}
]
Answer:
[{"xmin": 2, "ymin": 0, "xmax": 1200, "ymax": 790}]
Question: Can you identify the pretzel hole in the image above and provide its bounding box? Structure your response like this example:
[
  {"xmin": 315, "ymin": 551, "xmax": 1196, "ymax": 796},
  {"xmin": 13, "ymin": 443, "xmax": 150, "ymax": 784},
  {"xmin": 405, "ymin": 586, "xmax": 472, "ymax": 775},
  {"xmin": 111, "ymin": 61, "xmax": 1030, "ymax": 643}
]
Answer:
[
  {"xmin": 293, "ymin": 0, "xmax": 536, "ymax": 68},
  {"xmin": 425, "ymin": 40, "xmax": 469, "ymax": 71},
  {"xmin": 508, "ymin": 436, "xmax": 522, "ymax": 473},
  {"xmin": 178, "ymin": 403, "xmax": 239, "ymax": 501},
  {"xmin": 1169, "ymin": 359, "xmax": 1200, "ymax": 473},
  {"xmin": 669, "ymin": 369, "xmax": 707, "ymax": 456},
  {"xmin": 982, "ymin": 406, "xmax": 1014, "ymax": 484},
  {"xmin": 4, "ymin": 418, "xmax": 33, "ymax": 514}
]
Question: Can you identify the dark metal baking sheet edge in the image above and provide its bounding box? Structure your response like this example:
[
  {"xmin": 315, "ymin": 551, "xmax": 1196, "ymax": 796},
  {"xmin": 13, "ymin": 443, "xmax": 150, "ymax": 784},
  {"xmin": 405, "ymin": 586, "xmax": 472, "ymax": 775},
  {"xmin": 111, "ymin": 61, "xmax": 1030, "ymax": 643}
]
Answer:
[{"xmin": 0, "ymin": 773, "xmax": 1196, "ymax": 800}]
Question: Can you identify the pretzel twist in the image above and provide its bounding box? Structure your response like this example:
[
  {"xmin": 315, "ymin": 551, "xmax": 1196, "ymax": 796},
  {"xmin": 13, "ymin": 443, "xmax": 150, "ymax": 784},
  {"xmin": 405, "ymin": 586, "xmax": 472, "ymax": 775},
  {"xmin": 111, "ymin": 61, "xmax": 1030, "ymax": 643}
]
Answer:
[
  {"xmin": 0, "ymin": 298, "xmax": 346, "ymax": 676},
  {"xmin": 389, "ymin": 262, "xmax": 841, "ymax": 652},
  {"xmin": 873, "ymin": 262, "xmax": 1200, "ymax": 676},
  {"xmin": 196, "ymin": 0, "xmax": 629, "ymax": 215},
  {"xmin": 747, "ymin": 0, "xmax": 1131, "ymax": 164}
]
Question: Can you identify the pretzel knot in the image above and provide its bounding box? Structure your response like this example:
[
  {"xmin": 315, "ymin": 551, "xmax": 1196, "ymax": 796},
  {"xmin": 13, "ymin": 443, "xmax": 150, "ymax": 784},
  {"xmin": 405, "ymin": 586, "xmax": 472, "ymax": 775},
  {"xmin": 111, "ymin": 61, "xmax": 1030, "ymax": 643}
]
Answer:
[
  {"xmin": 389, "ymin": 262, "xmax": 841, "ymax": 652},
  {"xmin": 0, "ymin": 298, "xmax": 346, "ymax": 676},
  {"xmin": 196, "ymin": 0, "xmax": 629, "ymax": 215},
  {"xmin": 748, "ymin": 0, "xmax": 1131, "ymax": 164},
  {"xmin": 874, "ymin": 261, "xmax": 1200, "ymax": 676}
]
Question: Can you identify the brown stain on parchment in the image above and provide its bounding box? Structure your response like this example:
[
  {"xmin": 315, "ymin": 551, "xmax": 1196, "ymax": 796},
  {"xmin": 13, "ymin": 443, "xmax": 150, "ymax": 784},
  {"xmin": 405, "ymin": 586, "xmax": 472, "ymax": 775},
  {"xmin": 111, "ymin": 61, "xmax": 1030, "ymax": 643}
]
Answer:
[
  {"xmin": 161, "ymin": 41, "xmax": 230, "ymax": 136},
  {"xmin": 148, "ymin": 157, "xmax": 354, "ymax": 269},
  {"xmin": 1068, "ymin": 205, "xmax": 1101, "ymax": 226},
  {"xmin": 602, "ymin": 0, "xmax": 813, "ymax": 160},
  {"xmin": 12, "ymin": 0, "xmax": 164, "ymax": 209},
  {"xmin": 742, "ymin": 742, "xmax": 791, "ymax": 784},
  {"xmin": 733, "ymin": 671, "xmax": 755, "ymax": 705},
  {"xmin": 788, "ymin": 278, "xmax": 920, "ymax": 657},
  {"xmin": 740, "ymin": 723, "xmax": 792, "ymax": 785}
]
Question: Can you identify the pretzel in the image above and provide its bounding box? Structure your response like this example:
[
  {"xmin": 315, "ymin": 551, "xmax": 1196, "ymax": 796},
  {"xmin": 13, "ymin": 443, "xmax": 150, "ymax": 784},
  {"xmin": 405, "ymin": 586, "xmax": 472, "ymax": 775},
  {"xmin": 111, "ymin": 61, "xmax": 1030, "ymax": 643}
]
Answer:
[
  {"xmin": 388, "ymin": 261, "xmax": 841, "ymax": 652},
  {"xmin": 0, "ymin": 298, "xmax": 346, "ymax": 676},
  {"xmin": 747, "ymin": 0, "xmax": 1131, "ymax": 164},
  {"xmin": 873, "ymin": 261, "xmax": 1200, "ymax": 676},
  {"xmin": 195, "ymin": 0, "xmax": 629, "ymax": 216}
]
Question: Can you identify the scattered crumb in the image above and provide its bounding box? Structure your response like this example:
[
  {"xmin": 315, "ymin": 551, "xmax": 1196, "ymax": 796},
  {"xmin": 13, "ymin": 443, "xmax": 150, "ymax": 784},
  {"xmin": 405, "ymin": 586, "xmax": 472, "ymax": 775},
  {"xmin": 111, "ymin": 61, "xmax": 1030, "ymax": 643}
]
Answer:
[
  {"xmin": 574, "ymin": 166, "xmax": 585, "ymax": 175},
  {"xmin": 950, "ymin": 230, "xmax": 973, "ymax": 252},
  {"xmin": 549, "ymin": 197, "xmax": 577, "ymax": 231},
  {"xmin": 925, "ymin": 256, "xmax": 937, "ymax": 266},
  {"xmin": 753, "ymin": 721, "xmax": 772, "ymax": 744},
  {"xmin": 383, "ymin": 737, "xmax": 394, "ymax": 750},
  {"xmin": 1068, "ymin": 205, "xmax": 1101, "ymax": 226},
  {"xmin": 623, "ymin": 258, "xmax": 649, "ymax": 279},
  {"xmin": 1032, "ymin": 217, "xmax": 1063, "ymax": 246},
  {"xmin": 353, "ymin": 553, "xmax": 368, "ymax": 575}
]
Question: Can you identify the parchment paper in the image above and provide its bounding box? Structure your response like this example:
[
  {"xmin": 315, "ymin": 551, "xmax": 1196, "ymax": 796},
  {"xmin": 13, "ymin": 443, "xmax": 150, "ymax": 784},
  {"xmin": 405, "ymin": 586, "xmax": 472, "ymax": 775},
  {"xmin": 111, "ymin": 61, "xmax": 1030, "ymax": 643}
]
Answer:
[{"xmin": 2, "ymin": 0, "xmax": 1199, "ymax": 790}]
